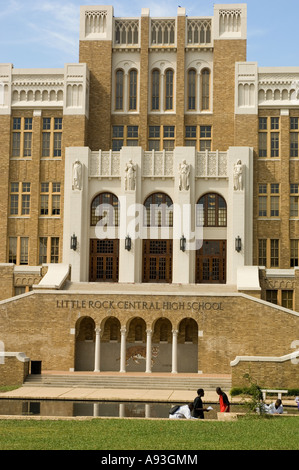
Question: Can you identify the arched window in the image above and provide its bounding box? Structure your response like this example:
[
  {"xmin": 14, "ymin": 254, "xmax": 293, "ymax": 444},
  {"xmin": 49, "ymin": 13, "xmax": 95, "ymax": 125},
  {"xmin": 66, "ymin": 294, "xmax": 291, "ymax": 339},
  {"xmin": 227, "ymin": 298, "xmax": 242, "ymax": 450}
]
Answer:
[
  {"xmin": 197, "ymin": 193, "xmax": 227, "ymax": 227},
  {"xmin": 115, "ymin": 69, "xmax": 124, "ymax": 110},
  {"xmin": 165, "ymin": 69, "xmax": 174, "ymax": 110},
  {"xmin": 201, "ymin": 69, "xmax": 210, "ymax": 110},
  {"xmin": 152, "ymin": 69, "xmax": 160, "ymax": 110},
  {"xmin": 144, "ymin": 192, "xmax": 173, "ymax": 227},
  {"xmin": 188, "ymin": 69, "xmax": 196, "ymax": 110},
  {"xmin": 90, "ymin": 192, "xmax": 119, "ymax": 227},
  {"xmin": 129, "ymin": 69, "xmax": 137, "ymax": 110}
]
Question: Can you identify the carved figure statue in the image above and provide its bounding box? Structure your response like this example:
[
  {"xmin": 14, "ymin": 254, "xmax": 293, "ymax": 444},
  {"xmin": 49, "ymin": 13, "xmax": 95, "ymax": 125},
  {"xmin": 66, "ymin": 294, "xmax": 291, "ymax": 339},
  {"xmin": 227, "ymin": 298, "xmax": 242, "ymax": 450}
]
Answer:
[
  {"xmin": 179, "ymin": 159, "xmax": 190, "ymax": 191},
  {"xmin": 125, "ymin": 159, "xmax": 136, "ymax": 191},
  {"xmin": 72, "ymin": 160, "xmax": 82, "ymax": 190},
  {"xmin": 233, "ymin": 159, "xmax": 243, "ymax": 191}
]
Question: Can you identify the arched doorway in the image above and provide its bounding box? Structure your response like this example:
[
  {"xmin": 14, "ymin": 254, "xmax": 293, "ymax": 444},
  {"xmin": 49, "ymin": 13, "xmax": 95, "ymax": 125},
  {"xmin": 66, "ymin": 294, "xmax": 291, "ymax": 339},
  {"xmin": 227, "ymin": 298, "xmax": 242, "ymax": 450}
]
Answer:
[
  {"xmin": 101, "ymin": 316, "xmax": 121, "ymax": 371},
  {"xmin": 125, "ymin": 317, "xmax": 149, "ymax": 372},
  {"xmin": 152, "ymin": 317, "xmax": 172, "ymax": 372},
  {"xmin": 196, "ymin": 193, "xmax": 227, "ymax": 284},
  {"xmin": 89, "ymin": 192, "xmax": 119, "ymax": 282},
  {"xmin": 75, "ymin": 316, "xmax": 95, "ymax": 371},
  {"xmin": 177, "ymin": 318, "xmax": 198, "ymax": 372},
  {"xmin": 143, "ymin": 192, "xmax": 173, "ymax": 283}
]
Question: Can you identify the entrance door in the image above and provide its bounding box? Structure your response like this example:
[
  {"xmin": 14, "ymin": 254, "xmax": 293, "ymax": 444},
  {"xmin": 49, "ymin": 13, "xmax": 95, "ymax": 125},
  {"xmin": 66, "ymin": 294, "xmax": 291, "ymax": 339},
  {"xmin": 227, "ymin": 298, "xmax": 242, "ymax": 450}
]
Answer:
[
  {"xmin": 143, "ymin": 240, "xmax": 172, "ymax": 283},
  {"xmin": 89, "ymin": 239, "xmax": 119, "ymax": 282},
  {"xmin": 196, "ymin": 240, "xmax": 226, "ymax": 284}
]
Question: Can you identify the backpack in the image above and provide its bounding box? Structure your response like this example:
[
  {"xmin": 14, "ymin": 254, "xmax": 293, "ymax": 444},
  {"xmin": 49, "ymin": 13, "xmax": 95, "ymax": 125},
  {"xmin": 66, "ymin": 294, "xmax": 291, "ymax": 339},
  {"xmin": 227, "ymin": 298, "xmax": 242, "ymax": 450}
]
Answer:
[{"xmin": 169, "ymin": 405, "xmax": 180, "ymax": 415}]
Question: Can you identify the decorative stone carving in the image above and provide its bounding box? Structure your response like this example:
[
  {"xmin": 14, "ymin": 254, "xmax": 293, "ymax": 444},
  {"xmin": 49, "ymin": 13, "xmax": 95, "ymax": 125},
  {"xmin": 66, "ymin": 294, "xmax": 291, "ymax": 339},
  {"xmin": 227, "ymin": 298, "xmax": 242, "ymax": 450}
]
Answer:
[
  {"xmin": 179, "ymin": 160, "xmax": 190, "ymax": 191},
  {"xmin": 125, "ymin": 159, "xmax": 136, "ymax": 191},
  {"xmin": 72, "ymin": 160, "xmax": 82, "ymax": 190},
  {"xmin": 233, "ymin": 159, "xmax": 243, "ymax": 191}
]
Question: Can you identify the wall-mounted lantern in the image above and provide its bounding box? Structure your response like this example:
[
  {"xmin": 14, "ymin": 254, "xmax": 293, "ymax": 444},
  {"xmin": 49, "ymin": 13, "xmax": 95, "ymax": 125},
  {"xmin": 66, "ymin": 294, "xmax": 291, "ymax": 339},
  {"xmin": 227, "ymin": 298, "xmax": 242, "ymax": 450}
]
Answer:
[
  {"xmin": 235, "ymin": 236, "xmax": 242, "ymax": 253},
  {"xmin": 125, "ymin": 235, "xmax": 132, "ymax": 251},
  {"xmin": 70, "ymin": 233, "xmax": 77, "ymax": 251},
  {"xmin": 180, "ymin": 235, "xmax": 186, "ymax": 252}
]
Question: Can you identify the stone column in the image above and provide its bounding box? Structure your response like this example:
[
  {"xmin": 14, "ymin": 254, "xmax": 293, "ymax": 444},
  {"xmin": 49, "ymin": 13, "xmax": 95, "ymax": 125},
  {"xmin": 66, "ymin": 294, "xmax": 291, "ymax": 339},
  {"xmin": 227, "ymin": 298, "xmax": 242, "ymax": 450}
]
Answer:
[
  {"xmin": 146, "ymin": 329, "xmax": 152, "ymax": 373},
  {"xmin": 94, "ymin": 327, "xmax": 101, "ymax": 372},
  {"xmin": 171, "ymin": 329, "xmax": 178, "ymax": 374},
  {"xmin": 120, "ymin": 327, "xmax": 127, "ymax": 373}
]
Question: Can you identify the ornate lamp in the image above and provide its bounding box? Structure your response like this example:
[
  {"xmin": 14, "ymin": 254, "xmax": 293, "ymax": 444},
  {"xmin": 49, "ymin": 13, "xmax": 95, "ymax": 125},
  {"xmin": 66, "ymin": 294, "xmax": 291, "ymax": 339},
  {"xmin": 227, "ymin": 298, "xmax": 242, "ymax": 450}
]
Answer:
[
  {"xmin": 180, "ymin": 235, "xmax": 186, "ymax": 252},
  {"xmin": 235, "ymin": 236, "xmax": 242, "ymax": 253},
  {"xmin": 125, "ymin": 235, "xmax": 132, "ymax": 251},
  {"xmin": 70, "ymin": 234, "xmax": 77, "ymax": 251}
]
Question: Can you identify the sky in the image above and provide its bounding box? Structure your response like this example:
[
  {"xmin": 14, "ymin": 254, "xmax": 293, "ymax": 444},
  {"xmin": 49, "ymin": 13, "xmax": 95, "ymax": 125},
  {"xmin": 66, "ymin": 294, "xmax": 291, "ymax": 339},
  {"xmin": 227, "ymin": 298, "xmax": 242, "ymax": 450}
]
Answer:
[{"xmin": 0, "ymin": 0, "xmax": 299, "ymax": 69}]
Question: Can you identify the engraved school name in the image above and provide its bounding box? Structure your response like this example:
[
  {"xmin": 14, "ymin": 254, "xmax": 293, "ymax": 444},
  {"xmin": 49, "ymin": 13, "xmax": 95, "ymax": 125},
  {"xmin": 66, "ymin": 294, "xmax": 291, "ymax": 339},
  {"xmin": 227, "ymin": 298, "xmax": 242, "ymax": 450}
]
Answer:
[{"xmin": 56, "ymin": 299, "xmax": 224, "ymax": 311}]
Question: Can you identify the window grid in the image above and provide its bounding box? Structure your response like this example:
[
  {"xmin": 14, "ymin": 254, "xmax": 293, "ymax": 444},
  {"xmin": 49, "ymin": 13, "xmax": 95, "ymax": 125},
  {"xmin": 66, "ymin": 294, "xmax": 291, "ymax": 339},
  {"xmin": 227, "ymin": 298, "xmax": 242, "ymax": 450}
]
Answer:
[
  {"xmin": 42, "ymin": 117, "xmax": 62, "ymax": 158},
  {"xmin": 40, "ymin": 182, "xmax": 61, "ymax": 217},
  {"xmin": 258, "ymin": 116, "xmax": 280, "ymax": 158},
  {"xmin": 10, "ymin": 182, "xmax": 31, "ymax": 216},
  {"xmin": 184, "ymin": 125, "xmax": 212, "ymax": 150},
  {"xmin": 258, "ymin": 183, "xmax": 280, "ymax": 218},
  {"xmin": 112, "ymin": 126, "xmax": 139, "ymax": 150},
  {"xmin": 290, "ymin": 117, "xmax": 299, "ymax": 157},
  {"xmin": 12, "ymin": 117, "xmax": 32, "ymax": 158}
]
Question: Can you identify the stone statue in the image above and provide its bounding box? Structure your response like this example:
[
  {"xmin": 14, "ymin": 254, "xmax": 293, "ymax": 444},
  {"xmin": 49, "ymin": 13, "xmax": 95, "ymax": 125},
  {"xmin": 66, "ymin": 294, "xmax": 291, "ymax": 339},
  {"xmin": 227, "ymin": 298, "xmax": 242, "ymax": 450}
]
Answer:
[
  {"xmin": 125, "ymin": 159, "xmax": 136, "ymax": 191},
  {"xmin": 179, "ymin": 159, "xmax": 190, "ymax": 191},
  {"xmin": 72, "ymin": 160, "xmax": 82, "ymax": 190},
  {"xmin": 233, "ymin": 159, "xmax": 243, "ymax": 191}
]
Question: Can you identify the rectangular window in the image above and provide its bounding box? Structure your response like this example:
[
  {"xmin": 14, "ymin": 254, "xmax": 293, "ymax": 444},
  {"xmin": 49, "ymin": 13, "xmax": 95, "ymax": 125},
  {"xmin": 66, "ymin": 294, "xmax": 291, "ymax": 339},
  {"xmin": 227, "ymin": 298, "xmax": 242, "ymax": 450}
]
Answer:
[
  {"xmin": 258, "ymin": 116, "xmax": 280, "ymax": 158},
  {"xmin": 266, "ymin": 290, "xmax": 278, "ymax": 305},
  {"xmin": 10, "ymin": 182, "xmax": 31, "ymax": 216},
  {"xmin": 39, "ymin": 237, "xmax": 59, "ymax": 264},
  {"xmin": 42, "ymin": 117, "xmax": 63, "ymax": 158},
  {"xmin": 281, "ymin": 290, "xmax": 293, "ymax": 310},
  {"xmin": 112, "ymin": 126, "xmax": 124, "ymax": 151},
  {"xmin": 127, "ymin": 126, "xmax": 138, "ymax": 146},
  {"xmin": 270, "ymin": 239, "xmax": 279, "ymax": 267},
  {"xmin": 40, "ymin": 182, "xmax": 60, "ymax": 217},
  {"xmin": 290, "ymin": 184, "xmax": 299, "ymax": 217},
  {"xmin": 51, "ymin": 237, "xmax": 59, "ymax": 263},
  {"xmin": 163, "ymin": 126, "xmax": 175, "ymax": 150},
  {"xmin": 184, "ymin": 125, "xmax": 212, "ymax": 150},
  {"xmin": 12, "ymin": 117, "xmax": 32, "ymax": 158},
  {"xmin": 258, "ymin": 183, "xmax": 280, "ymax": 218},
  {"xmin": 258, "ymin": 239, "xmax": 267, "ymax": 266},
  {"xmin": 39, "ymin": 237, "xmax": 48, "ymax": 265},
  {"xmin": 290, "ymin": 239, "xmax": 299, "ymax": 267},
  {"xmin": 290, "ymin": 117, "xmax": 299, "ymax": 157},
  {"xmin": 148, "ymin": 126, "xmax": 160, "ymax": 151},
  {"xmin": 20, "ymin": 237, "xmax": 29, "ymax": 265},
  {"xmin": 9, "ymin": 237, "xmax": 17, "ymax": 264}
]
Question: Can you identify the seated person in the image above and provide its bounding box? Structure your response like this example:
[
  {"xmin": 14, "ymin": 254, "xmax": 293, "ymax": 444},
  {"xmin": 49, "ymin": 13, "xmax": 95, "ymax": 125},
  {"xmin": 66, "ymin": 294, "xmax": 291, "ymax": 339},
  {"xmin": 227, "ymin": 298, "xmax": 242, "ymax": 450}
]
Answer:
[{"xmin": 266, "ymin": 399, "xmax": 283, "ymax": 414}]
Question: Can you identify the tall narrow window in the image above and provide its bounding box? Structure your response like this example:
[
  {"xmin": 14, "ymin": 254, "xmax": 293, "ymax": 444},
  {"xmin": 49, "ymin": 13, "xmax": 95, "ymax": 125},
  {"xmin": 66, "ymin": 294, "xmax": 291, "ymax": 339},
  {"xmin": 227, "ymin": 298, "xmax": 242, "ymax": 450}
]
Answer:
[
  {"xmin": 290, "ymin": 117, "xmax": 299, "ymax": 157},
  {"xmin": 12, "ymin": 117, "xmax": 32, "ymax": 158},
  {"xmin": 42, "ymin": 117, "xmax": 62, "ymax": 158},
  {"xmin": 129, "ymin": 69, "xmax": 137, "ymax": 110},
  {"xmin": 152, "ymin": 70, "xmax": 160, "ymax": 110},
  {"xmin": 201, "ymin": 69, "xmax": 210, "ymax": 110},
  {"xmin": 115, "ymin": 70, "xmax": 124, "ymax": 110},
  {"xmin": 188, "ymin": 69, "xmax": 196, "ymax": 110},
  {"xmin": 165, "ymin": 69, "xmax": 174, "ymax": 110}
]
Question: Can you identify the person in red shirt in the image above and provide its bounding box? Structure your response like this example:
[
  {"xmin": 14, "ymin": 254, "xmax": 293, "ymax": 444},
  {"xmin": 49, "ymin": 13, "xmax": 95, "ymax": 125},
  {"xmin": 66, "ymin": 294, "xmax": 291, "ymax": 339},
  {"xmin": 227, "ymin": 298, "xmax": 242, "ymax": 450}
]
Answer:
[{"xmin": 216, "ymin": 387, "xmax": 230, "ymax": 412}]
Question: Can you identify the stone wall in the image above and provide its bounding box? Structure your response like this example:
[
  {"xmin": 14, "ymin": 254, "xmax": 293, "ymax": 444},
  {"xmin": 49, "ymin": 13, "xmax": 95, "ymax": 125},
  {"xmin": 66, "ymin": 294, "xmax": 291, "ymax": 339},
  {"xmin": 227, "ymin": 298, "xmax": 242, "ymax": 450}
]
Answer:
[
  {"xmin": 0, "ymin": 353, "xmax": 30, "ymax": 387},
  {"xmin": 0, "ymin": 289, "xmax": 298, "ymax": 381},
  {"xmin": 231, "ymin": 355, "xmax": 299, "ymax": 389}
]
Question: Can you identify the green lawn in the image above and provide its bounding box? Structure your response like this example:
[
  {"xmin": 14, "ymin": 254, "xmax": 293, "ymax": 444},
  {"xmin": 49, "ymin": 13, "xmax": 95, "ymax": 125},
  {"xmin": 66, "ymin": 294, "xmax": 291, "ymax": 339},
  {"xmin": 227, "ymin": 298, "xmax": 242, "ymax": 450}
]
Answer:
[{"xmin": 0, "ymin": 417, "xmax": 298, "ymax": 450}]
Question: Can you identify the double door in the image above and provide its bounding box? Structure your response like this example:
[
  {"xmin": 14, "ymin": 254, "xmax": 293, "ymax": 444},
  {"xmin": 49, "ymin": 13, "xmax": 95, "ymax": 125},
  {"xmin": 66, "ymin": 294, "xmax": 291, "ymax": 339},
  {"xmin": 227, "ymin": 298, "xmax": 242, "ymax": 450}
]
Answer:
[
  {"xmin": 143, "ymin": 240, "xmax": 172, "ymax": 283},
  {"xmin": 196, "ymin": 240, "xmax": 226, "ymax": 284},
  {"xmin": 89, "ymin": 239, "xmax": 119, "ymax": 282}
]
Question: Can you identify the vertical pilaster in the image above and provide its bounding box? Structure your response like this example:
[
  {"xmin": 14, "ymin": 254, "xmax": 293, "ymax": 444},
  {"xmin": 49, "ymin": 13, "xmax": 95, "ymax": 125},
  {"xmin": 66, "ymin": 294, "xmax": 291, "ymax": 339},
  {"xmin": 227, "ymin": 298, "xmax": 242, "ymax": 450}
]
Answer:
[
  {"xmin": 175, "ymin": 8, "xmax": 186, "ymax": 146},
  {"xmin": 139, "ymin": 9, "xmax": 150, "ymax": 150}
]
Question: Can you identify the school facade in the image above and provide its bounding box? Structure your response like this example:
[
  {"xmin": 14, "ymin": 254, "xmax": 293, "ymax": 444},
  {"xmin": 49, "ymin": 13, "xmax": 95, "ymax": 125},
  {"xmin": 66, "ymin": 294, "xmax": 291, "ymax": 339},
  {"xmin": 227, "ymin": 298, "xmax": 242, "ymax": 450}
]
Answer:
[{"xmin": 0, "ymin": 4, "xmax": 298, "ymax": 387}]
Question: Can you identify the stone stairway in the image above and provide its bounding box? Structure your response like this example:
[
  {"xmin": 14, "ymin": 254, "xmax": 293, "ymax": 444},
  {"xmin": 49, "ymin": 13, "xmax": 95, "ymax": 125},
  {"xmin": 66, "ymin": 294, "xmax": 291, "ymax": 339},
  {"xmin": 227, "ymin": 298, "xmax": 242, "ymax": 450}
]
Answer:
[{"xmin": 24, "ymin": 373, "xmax": 232, "ymax": 391}]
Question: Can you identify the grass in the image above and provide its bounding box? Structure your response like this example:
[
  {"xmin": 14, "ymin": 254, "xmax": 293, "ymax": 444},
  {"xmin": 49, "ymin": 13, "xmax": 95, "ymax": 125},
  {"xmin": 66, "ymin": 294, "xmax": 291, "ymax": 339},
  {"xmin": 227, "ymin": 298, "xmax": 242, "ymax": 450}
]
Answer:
[{"xmin": 0, "ymin": 416, "xmax": 298, "ymax": 450}]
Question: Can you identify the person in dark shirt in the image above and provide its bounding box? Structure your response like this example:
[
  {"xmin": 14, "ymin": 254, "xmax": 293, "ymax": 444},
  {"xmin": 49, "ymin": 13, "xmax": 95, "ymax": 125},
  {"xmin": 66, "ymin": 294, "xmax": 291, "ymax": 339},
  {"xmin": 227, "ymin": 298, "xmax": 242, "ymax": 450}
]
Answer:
[
  {"xmin": 216, "ymin": 387, "xmax": 230, "ymax": 412},
  {"xmin": 193, "ymin": 388, "xmax": 210, "ymax": 419}
]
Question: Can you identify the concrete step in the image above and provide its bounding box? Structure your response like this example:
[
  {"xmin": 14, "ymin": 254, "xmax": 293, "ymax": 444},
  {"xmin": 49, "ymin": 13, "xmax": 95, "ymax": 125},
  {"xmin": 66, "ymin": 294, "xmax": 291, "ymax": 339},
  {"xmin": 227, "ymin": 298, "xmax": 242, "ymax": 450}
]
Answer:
[{"xmin": 24, "ymin": 374, "xmax": 232, "ymax": 391}]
